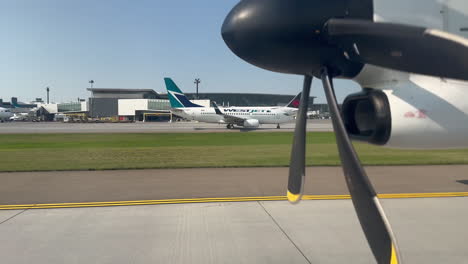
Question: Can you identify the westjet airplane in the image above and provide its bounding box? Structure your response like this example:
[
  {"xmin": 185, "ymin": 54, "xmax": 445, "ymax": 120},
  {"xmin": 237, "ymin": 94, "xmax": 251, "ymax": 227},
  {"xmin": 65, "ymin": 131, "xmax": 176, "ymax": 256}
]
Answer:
[{"xmin": 165, "ymin": 78, "xmax": 301, "ymax": 129}]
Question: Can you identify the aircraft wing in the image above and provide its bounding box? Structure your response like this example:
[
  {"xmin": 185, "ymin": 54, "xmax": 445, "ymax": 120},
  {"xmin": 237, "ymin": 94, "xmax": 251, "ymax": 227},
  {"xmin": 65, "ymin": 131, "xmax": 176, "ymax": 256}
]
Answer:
[{"xmin": 212, "ymin": 102, "xmax": 246, "ymax": 125}]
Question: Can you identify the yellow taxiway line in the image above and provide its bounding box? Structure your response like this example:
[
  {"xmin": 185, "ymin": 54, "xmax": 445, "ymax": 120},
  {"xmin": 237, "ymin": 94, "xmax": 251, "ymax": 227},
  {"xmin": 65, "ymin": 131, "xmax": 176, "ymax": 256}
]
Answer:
[{"xmin": 1, "ymin": 192, "xmax": 467, "ymax": 210}]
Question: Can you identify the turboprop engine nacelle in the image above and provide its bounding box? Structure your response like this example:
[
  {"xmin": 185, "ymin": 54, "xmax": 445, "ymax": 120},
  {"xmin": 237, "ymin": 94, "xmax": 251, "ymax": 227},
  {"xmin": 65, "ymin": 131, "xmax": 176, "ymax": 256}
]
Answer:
[
  {"xmin": 342, "ymin": 89, "xmax": 468, "ymax": 149},
  {"xmin": 244, "ymin": 119, "xmax": 260, "ymax": 128}
]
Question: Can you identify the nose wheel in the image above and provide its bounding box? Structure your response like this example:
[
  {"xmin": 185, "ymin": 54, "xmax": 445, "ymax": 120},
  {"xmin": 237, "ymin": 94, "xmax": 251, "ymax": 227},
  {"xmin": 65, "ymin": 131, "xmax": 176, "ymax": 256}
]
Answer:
[
  {"xmin": 226, "ymin": 124, "xmax": 234, "ymax": 129},
  {"xmin": 277, "ymin": 124, "xmax": 281, "ymax": 129}
]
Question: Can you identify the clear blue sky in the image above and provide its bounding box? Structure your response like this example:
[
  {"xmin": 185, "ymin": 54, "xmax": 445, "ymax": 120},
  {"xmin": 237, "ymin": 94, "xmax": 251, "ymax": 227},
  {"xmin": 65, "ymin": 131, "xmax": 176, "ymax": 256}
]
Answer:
[{"xmin": 0, "ymin": 0, "xmax": 360, "ymax": 103}]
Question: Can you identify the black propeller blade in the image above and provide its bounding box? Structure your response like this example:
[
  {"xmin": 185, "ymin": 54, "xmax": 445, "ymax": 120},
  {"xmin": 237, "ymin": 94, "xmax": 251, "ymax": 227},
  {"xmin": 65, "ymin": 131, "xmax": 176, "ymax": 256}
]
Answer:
[
  {"xmin": 287, "ymin": 75, "xmax": 312, "ymax": 203},
  {"xmin": 325, "ymin": 18, "xmax": 468, "ymax": 81},
  {"xmin": 321, "ymin": 67, "xmax": 401, "ymax": 264}
]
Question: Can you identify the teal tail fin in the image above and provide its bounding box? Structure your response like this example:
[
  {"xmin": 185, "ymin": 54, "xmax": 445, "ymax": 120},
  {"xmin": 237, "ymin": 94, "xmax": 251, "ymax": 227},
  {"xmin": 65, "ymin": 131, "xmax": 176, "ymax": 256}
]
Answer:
[{"xmin": 164, "ymin": 78, "xmax": 203, "ymax": 108}]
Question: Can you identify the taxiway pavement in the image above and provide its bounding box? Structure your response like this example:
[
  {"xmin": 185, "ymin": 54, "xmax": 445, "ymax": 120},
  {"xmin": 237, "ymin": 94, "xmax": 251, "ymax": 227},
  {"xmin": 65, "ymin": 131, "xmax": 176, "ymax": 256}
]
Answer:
[
  {"xmin": 0, "ymin": 120, "xmax": 332, "ymax": 134},
  {"xmin": 0, "ymin": 198, "xmax": 467, "ymax": 264},
  {"xmin": 0, "ymin": 165, "xmax": 467, "ymax": 205},
  {"xmin": 1, "ymin": 165, "xmax": 467, "ymax": 263}
]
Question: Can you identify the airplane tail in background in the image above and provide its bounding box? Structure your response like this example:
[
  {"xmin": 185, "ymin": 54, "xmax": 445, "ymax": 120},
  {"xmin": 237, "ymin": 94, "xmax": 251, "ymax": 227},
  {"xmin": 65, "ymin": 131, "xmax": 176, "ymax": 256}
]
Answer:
[
  {"xmin": 286, "ymin": 92, "xmax": 302, "ymax": 108},
  {"xmin": 164, "ymin": 78, "xmax": 203, "ymax": 108}
]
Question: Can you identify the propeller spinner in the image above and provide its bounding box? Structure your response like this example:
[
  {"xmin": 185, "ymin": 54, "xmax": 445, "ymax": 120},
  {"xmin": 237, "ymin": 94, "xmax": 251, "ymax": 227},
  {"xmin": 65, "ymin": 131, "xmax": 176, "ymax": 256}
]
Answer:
[
  {"xmin": 221, "ymin": 0, "xmax": 365, "ymax": 78},
  {"xmin": 222, "ymin": 0, "xmax": 468, "ymax": 81}
]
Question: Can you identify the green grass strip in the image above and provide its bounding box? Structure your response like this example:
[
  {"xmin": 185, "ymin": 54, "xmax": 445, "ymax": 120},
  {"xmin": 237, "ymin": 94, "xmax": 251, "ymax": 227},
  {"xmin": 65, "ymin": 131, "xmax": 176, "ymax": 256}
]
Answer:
[{"xmin": 0, "ymin": 132, "xmax": 467, "ymax": 172}]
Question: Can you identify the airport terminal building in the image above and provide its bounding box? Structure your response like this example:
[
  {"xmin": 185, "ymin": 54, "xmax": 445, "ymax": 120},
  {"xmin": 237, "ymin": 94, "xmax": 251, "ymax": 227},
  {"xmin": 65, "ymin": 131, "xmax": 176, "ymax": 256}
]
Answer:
[
  {"xmin": 86, "ymin": 88, "xmax": 316, "ymax": 121},
  {"xmin": 87, "ymin": 88, "xmax": 209, "ymax": 121},
  {"xmin": 183, "ymin": 93, "xmax": 315, "ymax": 107},
  {"xmin": 1, "ymin": 88, "xmax": 317, "ymax": 122}
]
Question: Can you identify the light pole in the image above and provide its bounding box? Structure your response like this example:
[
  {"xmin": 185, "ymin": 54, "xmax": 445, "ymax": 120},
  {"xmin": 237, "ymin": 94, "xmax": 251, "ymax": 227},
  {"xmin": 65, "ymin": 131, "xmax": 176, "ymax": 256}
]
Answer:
[
  {"xmin": 194, "ymin": 78, "xmax": 201, "ymax": 99},
  {"xmin": 46, "ymin": 87, "xmax": 50, "ymax": 104},
  {"xmin": 89, "ymin": 80, "xmax": 95, "ymax": 89}
]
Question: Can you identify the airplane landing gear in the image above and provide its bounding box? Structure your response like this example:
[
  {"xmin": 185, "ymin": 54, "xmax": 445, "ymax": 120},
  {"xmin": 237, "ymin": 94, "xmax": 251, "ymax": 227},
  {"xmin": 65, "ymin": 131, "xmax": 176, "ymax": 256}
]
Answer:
[
  {"xmin": 277, "ymin": 124, "xmax": 280, "ymax": 129},
  {"xmin": 226, "ymin": 124, "xmax": 234, "ymax": 129}
]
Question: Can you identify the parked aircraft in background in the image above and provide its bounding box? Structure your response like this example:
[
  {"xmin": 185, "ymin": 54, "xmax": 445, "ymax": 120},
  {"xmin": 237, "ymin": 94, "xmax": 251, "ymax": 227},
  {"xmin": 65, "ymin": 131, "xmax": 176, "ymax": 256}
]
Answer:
[
  {"xmin": 165, "ymin": 78, "xmax": 301, "ymax": 129},
  {"xmin": 0, "ymin": 107, "xmax": 13, "ymax": 122},
  {"xmin": 9, "ymin": 113, "xmax": 29, "ymax": 121}
]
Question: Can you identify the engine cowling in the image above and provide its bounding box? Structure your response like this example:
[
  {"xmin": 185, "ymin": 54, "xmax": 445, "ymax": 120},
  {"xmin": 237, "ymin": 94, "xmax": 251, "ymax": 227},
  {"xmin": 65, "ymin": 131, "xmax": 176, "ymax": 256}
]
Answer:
[
  {"xmin": 243, "ymin": 119, "xmax": 260, "ymax": 128},
  {"xmin": 342, "ymin": 89, "xmax": 391, "ymax": 146},
  {"xmin": 343, "ymin": 88, "xmax": 468, "ymax": 149}
]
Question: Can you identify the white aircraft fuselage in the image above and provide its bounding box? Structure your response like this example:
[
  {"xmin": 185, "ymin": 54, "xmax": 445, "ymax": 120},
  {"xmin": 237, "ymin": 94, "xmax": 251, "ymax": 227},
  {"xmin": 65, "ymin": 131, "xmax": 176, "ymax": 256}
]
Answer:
[
  {"xmin": 174, "ymin": 106, "xmax": 297, "ymax": 126},
  {"xmin": 0, "ymin": 107, "xmax": 13, "ymax": 122}
]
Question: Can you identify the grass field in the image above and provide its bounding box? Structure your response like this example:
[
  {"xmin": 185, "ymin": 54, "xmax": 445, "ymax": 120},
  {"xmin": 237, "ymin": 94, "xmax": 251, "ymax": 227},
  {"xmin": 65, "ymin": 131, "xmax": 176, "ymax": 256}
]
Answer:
[{"xmin": 0, "ymin": 132, "xmax": 467, "ymax": 172}]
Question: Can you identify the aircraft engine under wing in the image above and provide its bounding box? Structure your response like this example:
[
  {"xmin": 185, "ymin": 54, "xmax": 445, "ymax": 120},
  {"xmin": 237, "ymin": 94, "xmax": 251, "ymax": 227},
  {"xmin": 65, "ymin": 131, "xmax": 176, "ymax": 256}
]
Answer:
[
  {"xmin": 243, "ymin": 119, "xmax": 260, "ymax": 128},
  {"xmin": 343, "ymin": 88, "xmax": 468, "ymax": 149}
]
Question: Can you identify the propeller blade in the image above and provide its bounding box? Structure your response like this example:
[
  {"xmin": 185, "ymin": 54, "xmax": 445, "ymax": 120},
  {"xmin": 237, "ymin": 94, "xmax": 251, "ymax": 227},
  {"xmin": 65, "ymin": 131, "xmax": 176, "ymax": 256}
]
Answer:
[
  {"xmin": 287, "ymin": 75, "xmax": 312, "ymax": 203},
  {"xmin": 326, "ymin": 18, "xmax": 468, "ymax": 81},
  {"xmin": 321, "ymin": 68, "xmax": 401, "ymax": 264}
]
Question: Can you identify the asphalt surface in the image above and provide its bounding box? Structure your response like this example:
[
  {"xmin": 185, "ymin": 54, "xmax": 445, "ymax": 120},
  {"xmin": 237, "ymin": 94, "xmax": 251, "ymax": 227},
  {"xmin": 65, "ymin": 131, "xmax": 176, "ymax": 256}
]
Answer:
[
  {"xmin": 1, "ymin": 165, "xmax": 467, "ymax": 205},
  {"xmin": 0, "ymin": 120, "xmax": 333, "ymax": 133},
  {"xmin": 1, "ymin": 198, "xmax": 467, "ymax": 264},
  {"xmin": 1, "ymin": 165, "xmax": 467, "ymax": 263}
]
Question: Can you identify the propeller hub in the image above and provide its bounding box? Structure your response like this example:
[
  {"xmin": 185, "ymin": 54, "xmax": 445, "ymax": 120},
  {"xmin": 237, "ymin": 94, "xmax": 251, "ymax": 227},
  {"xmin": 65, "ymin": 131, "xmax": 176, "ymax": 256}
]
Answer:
[{"xmin": 222, "ymin": 0, "xmax": 366, "ymax": 77}]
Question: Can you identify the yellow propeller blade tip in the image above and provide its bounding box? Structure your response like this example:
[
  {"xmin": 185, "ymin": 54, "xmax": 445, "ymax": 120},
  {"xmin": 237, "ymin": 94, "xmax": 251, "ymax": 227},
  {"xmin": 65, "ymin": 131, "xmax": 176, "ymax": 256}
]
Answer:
[
  {"xmin": 287, "ymin": 191, "xmax": 302, "ymax": 203},
  {"xmin": 391, "ymin": 244, "xmax": 399, "ymax": 264}
]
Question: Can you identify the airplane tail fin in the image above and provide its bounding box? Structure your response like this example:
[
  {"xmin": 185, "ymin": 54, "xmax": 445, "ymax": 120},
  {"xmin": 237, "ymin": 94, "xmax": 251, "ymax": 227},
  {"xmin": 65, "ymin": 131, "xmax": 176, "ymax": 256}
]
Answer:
[
  {"xmin": 164, "ymin": 78, "xmax": 203, "ymax": 108},
  {"xmin": 286, "ymin": 92, "xmax": 302, "ymax": 108},
  {"xmin": 212, "ymin": 101, "xmax": 224, "ymax": 115}
]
